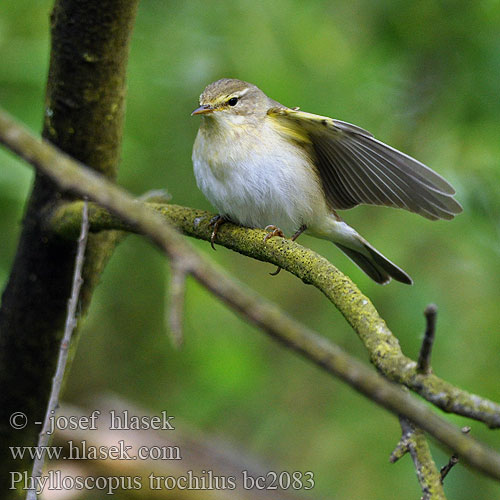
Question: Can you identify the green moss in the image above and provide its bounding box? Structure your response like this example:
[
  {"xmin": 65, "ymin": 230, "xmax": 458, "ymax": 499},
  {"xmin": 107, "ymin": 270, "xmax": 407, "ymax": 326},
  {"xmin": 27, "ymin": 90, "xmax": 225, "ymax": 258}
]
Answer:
[{"xmin": 48, "ymin": 199, "xmax": 500, "ymax": 430}]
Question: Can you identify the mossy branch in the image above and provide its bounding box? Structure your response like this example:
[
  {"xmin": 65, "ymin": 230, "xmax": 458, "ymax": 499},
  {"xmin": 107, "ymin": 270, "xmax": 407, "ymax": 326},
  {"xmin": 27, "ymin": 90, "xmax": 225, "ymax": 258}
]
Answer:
[
  {"xmin": 2, "ymin": 107, "xmax": 500, "ymax": 482},
  {"xmin": 391, "ymin": 417, "xmax": 446, "ymax": 500},
  {"xmin": 50, "ymin": 199, "xmax": 500, "ymax": 429}
]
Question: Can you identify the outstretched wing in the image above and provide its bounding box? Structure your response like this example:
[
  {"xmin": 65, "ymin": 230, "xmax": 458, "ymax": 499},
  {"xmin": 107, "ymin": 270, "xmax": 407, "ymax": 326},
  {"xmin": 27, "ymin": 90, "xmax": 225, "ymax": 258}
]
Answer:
[{"xmin": 267, "ymin": 107, "xmax": 462, "ymax": 220}]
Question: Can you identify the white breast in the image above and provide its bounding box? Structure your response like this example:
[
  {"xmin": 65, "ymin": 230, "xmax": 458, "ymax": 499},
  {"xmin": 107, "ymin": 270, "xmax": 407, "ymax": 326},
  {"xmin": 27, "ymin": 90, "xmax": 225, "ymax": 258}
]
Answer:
[{"xmin": 192, "ymin": 117, "xmax": 326, "ymax": 234}]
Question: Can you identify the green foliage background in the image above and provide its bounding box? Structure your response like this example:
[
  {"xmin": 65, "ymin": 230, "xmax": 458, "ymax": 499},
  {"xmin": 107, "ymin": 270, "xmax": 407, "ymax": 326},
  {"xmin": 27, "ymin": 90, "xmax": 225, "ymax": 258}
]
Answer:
[{"xmin": 1, "ymin": 1, "xmax": 499, "ymax": 498}]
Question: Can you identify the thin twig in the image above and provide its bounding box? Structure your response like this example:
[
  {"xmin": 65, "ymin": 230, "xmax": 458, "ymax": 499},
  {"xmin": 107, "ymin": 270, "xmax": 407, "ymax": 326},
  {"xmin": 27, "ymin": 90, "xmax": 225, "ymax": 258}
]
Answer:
[
  {"xmin": 2, "ymin": 109, "xmax": 500, "ymax": 481},
  {"xmin": 440, "ymin": 456, "xmax": 459, "ymax": 483},
  {"xmin": 391, "ymin": 417, "xmax": 445, "ymax": 500},
  {"xmin": 26, "ymin": 200, "xmax": 89, "ymax": 500},
  {"xmin": 166, "ymin": 260, "xmax": 189, "ymax": 348},
  {"xmin": 440, "ymin": 426, "xmax": 471, "ymax": 483},
  {"xmin": 417, "ymin": 304, "xmax": 438, "ymax": 374},
  {"xmin": 390, "ymin": 422, "xmax": 411, "ymax": 463}
]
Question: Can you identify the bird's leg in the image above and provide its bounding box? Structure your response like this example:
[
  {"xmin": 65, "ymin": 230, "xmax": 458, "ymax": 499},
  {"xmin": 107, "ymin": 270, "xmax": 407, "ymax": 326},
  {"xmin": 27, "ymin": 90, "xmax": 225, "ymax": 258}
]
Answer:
[
  {"xmin": 264, "ymin": 224, "xmax": 307, "ymax": 276},
  {"xmin": 209, "ymin": 214, "xmax": 228, "ymax": 250},
  {"xmin": 291, "ymin": 224, "xmax": 307, "ymax": 241}
]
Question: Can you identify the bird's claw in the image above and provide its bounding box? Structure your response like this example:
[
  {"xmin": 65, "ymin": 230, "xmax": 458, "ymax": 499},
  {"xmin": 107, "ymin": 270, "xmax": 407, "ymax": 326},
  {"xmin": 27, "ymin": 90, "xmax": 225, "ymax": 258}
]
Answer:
[
  {"xmin": 269, "ymin": 266, "xmax": 282, "ymax": 276},
  {"xmin": 262, "ymin": 224, "xmax": 306, "ymax": 276},
  {"xmin": 263, "ymin": 225, "xmax": 286, "ymax": 275},
  {"xmin": 209, "ymin": 215, "xmax": 226, "ymax": 250},
  {"xmin": 263, "ymin": 225, "xmax": 285, "ymax": 242}
]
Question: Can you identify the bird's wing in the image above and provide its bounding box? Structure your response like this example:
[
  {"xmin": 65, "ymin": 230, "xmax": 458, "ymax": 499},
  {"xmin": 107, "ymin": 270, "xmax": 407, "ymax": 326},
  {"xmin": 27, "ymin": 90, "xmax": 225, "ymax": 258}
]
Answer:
[{"xmin": 267, "ymin": 107, "xmax": 462, "ymax": 220}]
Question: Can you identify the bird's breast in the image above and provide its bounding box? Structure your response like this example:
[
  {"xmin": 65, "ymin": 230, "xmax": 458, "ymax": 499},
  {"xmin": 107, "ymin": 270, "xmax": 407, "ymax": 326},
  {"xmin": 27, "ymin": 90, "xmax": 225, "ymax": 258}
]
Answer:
[{"xmin": 192, "ymin": 120, "xmax": 326, "ymax": 233}]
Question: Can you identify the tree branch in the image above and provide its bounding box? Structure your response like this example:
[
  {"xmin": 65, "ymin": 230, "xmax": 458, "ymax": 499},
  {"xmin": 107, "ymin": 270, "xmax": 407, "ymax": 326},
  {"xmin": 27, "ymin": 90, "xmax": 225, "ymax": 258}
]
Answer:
[
  {"xmin": 49, "ymin": 201, "xmax": 500, "ymax": 429},
  {"xmin": 390, "ymin": 417, "xmax": 445, "ymax": 500},
  {"xmin": 1, "ymin": 108, "xmax": 500, "ymax": 481}
]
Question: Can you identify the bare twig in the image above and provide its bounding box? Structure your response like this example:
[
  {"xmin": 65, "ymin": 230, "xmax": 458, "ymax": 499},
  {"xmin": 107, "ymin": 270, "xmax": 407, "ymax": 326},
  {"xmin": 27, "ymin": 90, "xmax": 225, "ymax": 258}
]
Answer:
[
  {"xmin": 440, "ymin": 426, "xmax": 471, "ymax": 483},
  {"xmin": 440, "ymin": 456, "xmax": 459, "ymax": 483},
  {"xmin": 167, "ymin": 260, "xmax": 189, "ymax": 348},
  {"xmin": 389, "ymin": 434, "xmax": 410, "ymax": 464},
  {"xmin": 417, "ymin": 304, "xmax": 438, "ymax": 374},
  {"xmin": 2, "ymin": 108, "xmax": 500, "ymax": 481},
  {"xmin": 391, "ymin": 417, "xmax": 445, "ymax": 500},
  {"xmin": 26, "ymin": 200, "xmax": 89, "ymax": 500}
]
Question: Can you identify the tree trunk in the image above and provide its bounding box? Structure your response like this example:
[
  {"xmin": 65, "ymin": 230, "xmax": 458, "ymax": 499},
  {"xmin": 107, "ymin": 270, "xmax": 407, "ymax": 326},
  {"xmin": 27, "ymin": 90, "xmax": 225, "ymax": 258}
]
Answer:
[{"xmin": 0, "ymin": 0, "xmax": 139, "ymax": 489}]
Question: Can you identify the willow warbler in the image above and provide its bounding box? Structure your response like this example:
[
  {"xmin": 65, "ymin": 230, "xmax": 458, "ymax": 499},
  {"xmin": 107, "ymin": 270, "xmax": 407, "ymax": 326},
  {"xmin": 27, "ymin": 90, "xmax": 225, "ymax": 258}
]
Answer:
[{"xmin": 191, "ymin": 78, "xmax": 462, "ymax": 285}]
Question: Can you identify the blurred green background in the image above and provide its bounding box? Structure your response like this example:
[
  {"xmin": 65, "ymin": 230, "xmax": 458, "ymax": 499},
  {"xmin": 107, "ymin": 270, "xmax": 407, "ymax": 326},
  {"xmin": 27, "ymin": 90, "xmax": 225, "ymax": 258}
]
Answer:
[{"xmin": 1, "ymin": 0, "xmax": 500, "ymax": 498}]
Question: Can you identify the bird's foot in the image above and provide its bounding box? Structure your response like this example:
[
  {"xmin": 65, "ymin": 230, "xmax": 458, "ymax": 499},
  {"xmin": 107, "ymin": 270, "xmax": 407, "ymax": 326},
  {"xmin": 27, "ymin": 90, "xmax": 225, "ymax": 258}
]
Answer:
[
  {"xmin": 263, "ymin": 224, "xmax": 307, "ymax": 276},
  {"xmin": 209, "ymin": 215, "xmax": 227, "ymax": 250},
  {"xmin": 263, "ymin": 225, "xmax": 285, "ymax": 242},
  {"xmin": 263, "ymin": 225, "xmax": 285, "ymax": 275}
]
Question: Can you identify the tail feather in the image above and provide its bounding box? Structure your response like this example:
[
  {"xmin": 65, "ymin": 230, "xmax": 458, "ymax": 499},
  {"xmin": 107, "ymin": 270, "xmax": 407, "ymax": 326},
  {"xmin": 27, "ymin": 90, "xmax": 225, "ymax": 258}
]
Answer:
[
  {"xmin": 335, "ymin": 243, "xmax": 391, "ymax": 284},
  {"xmin": 334, "ymin": 240, "xmax": 413, "ymax": 285},
  {"xmin": 363, "ymin": 242, "xmax": 413, "ymax": 285}
]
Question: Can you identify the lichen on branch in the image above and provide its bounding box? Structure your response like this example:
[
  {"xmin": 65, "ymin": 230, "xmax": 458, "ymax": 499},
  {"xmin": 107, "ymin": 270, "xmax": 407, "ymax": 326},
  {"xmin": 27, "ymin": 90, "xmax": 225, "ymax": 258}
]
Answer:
[{"xmin": 50, "ymin": 198, "xmax": 500, "ymax": 430}]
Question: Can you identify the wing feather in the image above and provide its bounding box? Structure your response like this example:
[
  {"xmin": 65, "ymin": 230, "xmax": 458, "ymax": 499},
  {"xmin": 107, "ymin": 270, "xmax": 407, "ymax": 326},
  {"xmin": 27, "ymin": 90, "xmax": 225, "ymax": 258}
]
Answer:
[
  {"xmin": 340, "ymin": 137, "xmax": 445, "ymax": 218},
  {"xmin": 313, "ymin": 139, "xmax": 364, "ymax": 207},
  {"xmin": 348, "ymin": 137, "xmax": 460, "ymax": 219},
  {"xmin": 329, "ymin": 139, "xmax": 398, "ymax": 207},
  {"xmin": 337, "ymin": 139, "xmax": 414, "ymax": 211},
  {"xmin": 267, "ymin": 108, "xmax": 462, "ymax": 220}
]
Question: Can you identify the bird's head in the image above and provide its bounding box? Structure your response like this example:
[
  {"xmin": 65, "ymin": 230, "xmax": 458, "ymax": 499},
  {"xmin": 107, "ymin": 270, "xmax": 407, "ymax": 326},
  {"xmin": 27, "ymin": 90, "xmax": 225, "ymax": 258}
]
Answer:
[{"xmin": 191, "ymin": 79, "xmax": 271, "ymax": 124}]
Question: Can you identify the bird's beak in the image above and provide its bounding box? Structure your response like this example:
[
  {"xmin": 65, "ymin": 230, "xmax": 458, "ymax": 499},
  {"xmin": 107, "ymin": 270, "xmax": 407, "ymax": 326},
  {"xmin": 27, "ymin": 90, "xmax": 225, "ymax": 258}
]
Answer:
[{"xmin": 191, "ymin": 104, "xmax": 214, "ymax": 116}]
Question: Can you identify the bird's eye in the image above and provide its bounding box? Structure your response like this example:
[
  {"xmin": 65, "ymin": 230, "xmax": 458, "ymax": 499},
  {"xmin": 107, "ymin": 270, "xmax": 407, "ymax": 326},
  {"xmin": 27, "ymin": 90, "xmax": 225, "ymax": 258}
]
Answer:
[{"xmin": 227, "ymin": 97, "xmax": 238, "ymax": 106}]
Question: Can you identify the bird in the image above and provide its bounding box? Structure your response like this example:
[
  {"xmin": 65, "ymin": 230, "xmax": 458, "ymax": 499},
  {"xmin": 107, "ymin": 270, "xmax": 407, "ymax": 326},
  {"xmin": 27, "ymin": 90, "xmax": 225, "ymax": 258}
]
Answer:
[{"xmin": 191, "ymin": 78, "xmax": 462, "ymax": 285}]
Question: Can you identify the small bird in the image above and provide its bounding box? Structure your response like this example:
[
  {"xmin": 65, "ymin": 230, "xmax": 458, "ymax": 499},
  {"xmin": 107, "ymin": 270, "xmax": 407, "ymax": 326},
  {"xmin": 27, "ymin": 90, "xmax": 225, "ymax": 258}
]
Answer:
[{"xmin": 191, "ymin": 78, "xmax": 462, "ymax": 285}]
